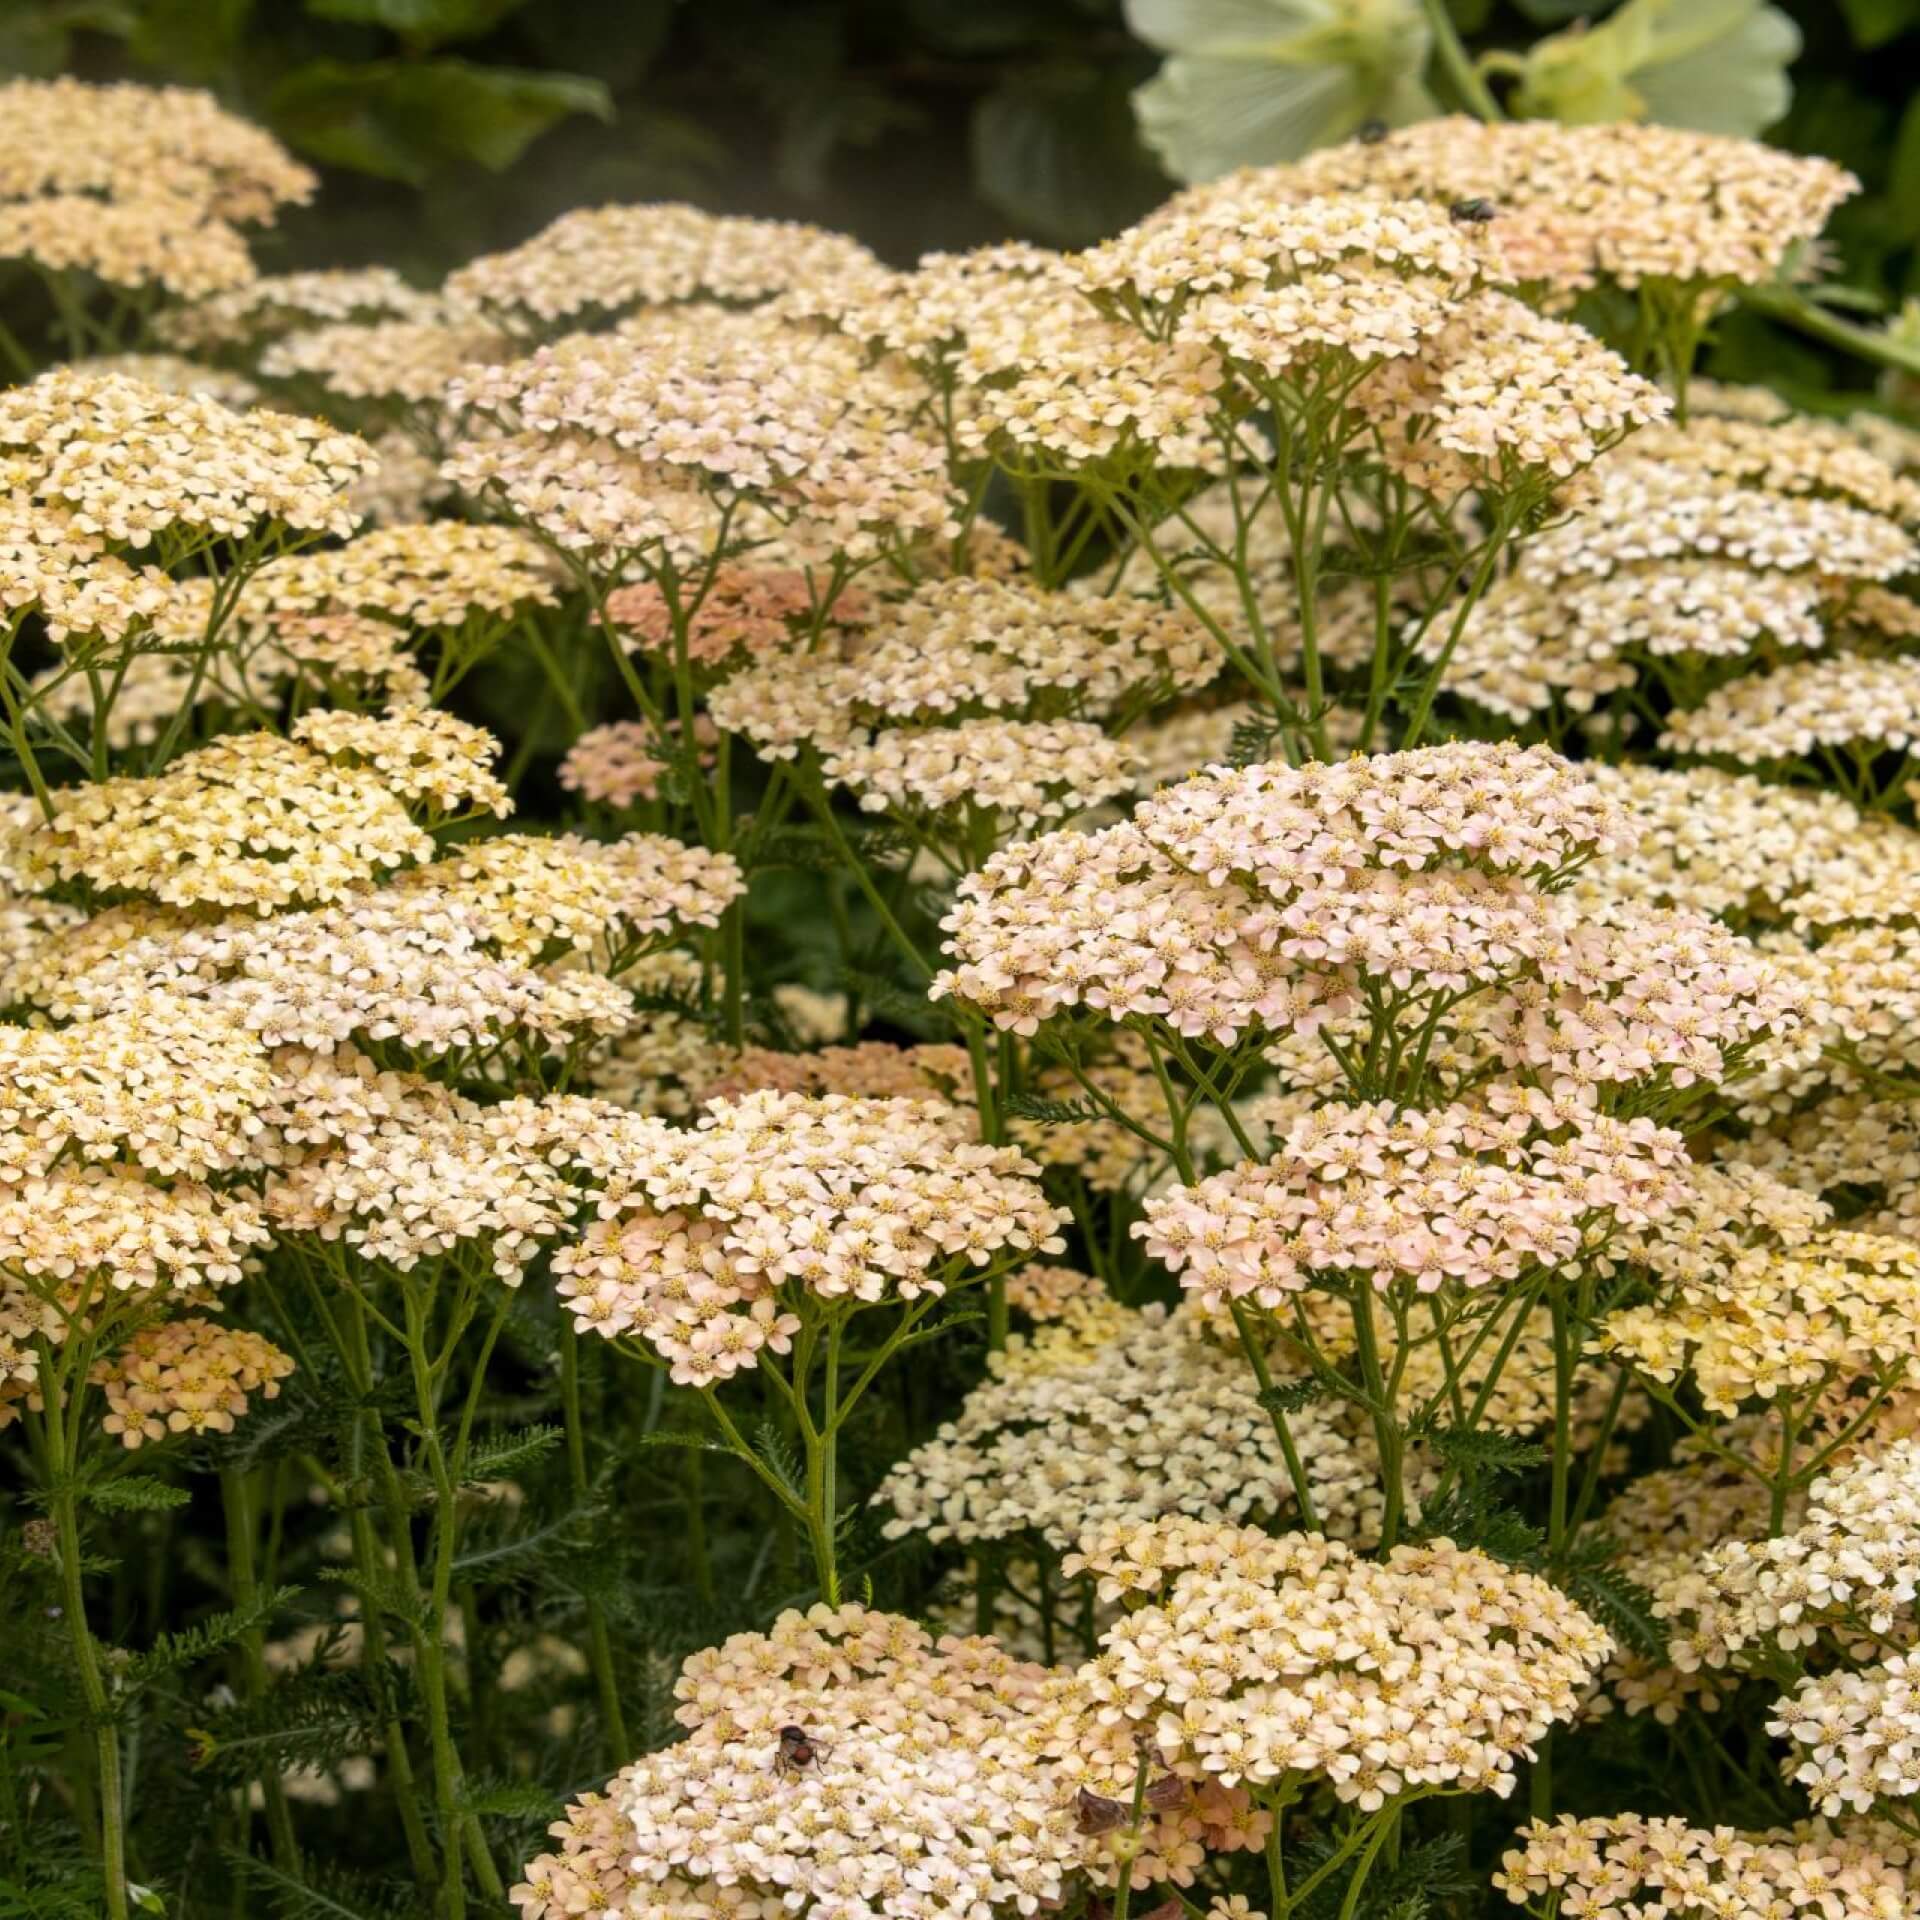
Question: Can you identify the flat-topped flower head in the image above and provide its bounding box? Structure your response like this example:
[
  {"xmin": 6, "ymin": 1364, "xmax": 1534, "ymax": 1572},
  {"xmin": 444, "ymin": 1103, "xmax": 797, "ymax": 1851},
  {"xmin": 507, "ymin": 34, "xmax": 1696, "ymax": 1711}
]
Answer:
[
  {"xmin": 517, "ymin": 1605, "xmax": 1089, "ymax": 1920},
  {"xmin": 93, "ymin": 1316, "xmax": 293, "ymax": 1448},
  {"xmin": 876, "ymin": 1301, "xmax": 1379, "ymax": 1551},
  {"xmin": 553, "ymin": 1090, "xmax": 1066, "ymax": 1385},
  {"xmin": 604, "ymin": 562, "xmax": 871, "ymax": 669},
  {"xmin": 1139, "ymin": 1098, "xmax": 1686, "ymax": 1303},
  {"xmin": 259, "ymin": 318, "xmax": 512, "ymax": 408},
  {"xmin": 1027, "ymin": 1521, "xmax": 1610, "ymax": 1806},
  {"xmin": 0, "ymin": 369, "xmax": 373, "ymax": 549},
  {"xmin": 1662, "ymin": 656, "xmax": 1920, "ymax": 775},
  {"xmin": 1773, "ymin": 1654, "xmax": 1920, "ymax": 1817},
  {"xmin": 1496, "ymin": 1814, "xmax": 1918, "ymax": 1920},
  {"xmin": 155, "ymin": 266, "xmax": 439, "ymax": 352},
  {"xmin": 447, "ymin": 203, "xmax": 880, "ymax": 333},
  {"xmin": 288, "ymin": 706, "xmax": 512, "ymax": 820},
  {"xmin": 1270, "ymin": 116, "xmax": 1857, "ymax": 297}
]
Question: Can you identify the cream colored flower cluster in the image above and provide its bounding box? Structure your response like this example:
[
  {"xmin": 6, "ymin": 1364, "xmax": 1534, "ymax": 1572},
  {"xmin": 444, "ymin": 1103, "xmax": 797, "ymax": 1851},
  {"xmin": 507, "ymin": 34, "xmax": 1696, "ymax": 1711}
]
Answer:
[
  {"xmin": 604, "ymin": 563, "xmax": 871, "ymax": 668},
  {"xmin": 251, "ymin": 520, "xmax": 557, "ymax": 629},
  {"xmin": 1031, "ymin": 1522, "xmax": 1610, "ymax": 1806},
  {"xmin": 1678, "ymin": 1436, "xmax": 1920, "ymax": 1663},
  {"xmin": 512, "ymin": 1604, "xmax": 1089, "ymax": 1920},
  {"xmin": 1731, "ymin": 1095, "xmax": 1920, "ymax": 1244},
  {"xmin": 93, "ymin": 1316, "xmax": 293, "ymax": 1449},
  {"xmin": 1774, "ymin": 1654, "xmax": 1920, "ymax": 1816},
  {"xmin": 264, "ymin": 1082, "xmax": 646, "ymax": 1284},
  {"xmin": 875, "ymin": 1300, "xmax": 1377, "ymax": 1551},
  {"xmin": 0, "ymin": 77, "xmax": 313, "ymax": 298},
  {"xmin": 446, "ymin": 320, "xmax": 957, "ymax": 565},
  {"xmin": 1276, "ymin": 116, "xmax": 1857, "ymax": 295},
  {"xmin": 73, "ymin": 352, "xmax": 261, "ymax": 410},
  {"xmin": 1597, "ymin": 1230, "xmax": 1920, "ymax": 1416},
  {"xmin": 0, "ymin": 368, "xmax": 373, "ymax": 549},
  {"xmin": 287, "ymin": 706, "xmax": 511, "ymax": 819},
  {"xmin": 157, "ymin": 266, "xmax": 438, "ymax": 352},
  {"xmin": 553, "ymin": 1090, "xmax": 1066, "ymax": 1385},
  {"xmin": 1495, "ymin": 1814, "xmax": 1916, "ymax": 1920},
  {"xmin": 260, "ymin": 318, "xmax": 512, "ymax": 408},
  {"xmin": 934, "ymin": 742, "xmax": 1631, "ymax": 1044},
  {"xmin": 1140, "ymin": 1099, "xmax": 1685, "ymax": 1304},
  {"xmin": 386, "ymin": 831, "xmax": 740, "ymax": 961},
  {"xmin": 448, "ymin": 203, "xmax": 879, "ymax": 331},
  {"xmin": 3, "ymin": 733, "xmax": 432, "ymax": 910},
  {"xmin": 1662, "ymin": 655, "xmax": 1920, "ymax": 769}
]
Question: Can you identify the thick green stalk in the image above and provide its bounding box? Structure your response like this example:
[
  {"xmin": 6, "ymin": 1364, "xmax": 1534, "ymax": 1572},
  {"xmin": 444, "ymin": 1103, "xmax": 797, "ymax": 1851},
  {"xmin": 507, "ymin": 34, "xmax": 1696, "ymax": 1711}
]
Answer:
[{"xmin": 1419, "ymin": 0, "xmax": 1504, "ymax": 120}]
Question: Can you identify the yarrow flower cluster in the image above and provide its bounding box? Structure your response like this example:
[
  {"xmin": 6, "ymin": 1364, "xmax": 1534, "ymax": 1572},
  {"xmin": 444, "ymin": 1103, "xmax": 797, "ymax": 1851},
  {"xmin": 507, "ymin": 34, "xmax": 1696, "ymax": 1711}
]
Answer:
[
  {"xmin": 512, "ymin": 1604, "xmax": 1087, "ymax": 1920},
  {"xmin": 1029, "ymin": 1521, "xmax": 1611, "ymax": 1806},
  {"xmin": 553, "ymin": 1091, "xmax": 1066, "ymax": 1384},
  {"xmin": 93, "ymin": 1317, "xmax": 294, "ymax": 1448}
]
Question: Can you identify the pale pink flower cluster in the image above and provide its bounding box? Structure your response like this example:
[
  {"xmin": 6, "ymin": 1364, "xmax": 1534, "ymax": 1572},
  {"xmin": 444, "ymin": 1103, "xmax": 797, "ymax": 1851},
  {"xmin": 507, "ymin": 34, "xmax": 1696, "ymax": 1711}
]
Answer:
[
  {"xmin": 557, "ymin": 718, "xmax": 717, "ymax": 810},
  {"xmin": 876, "ymin": 1301, "xmax": 1376, "ymax": 1551},
  {"xmin": 553, "ymin": 1090, "xmax": 1066, "ymax": 1384},
  {"xmin": 92, "ymin": 1316, "xmax": 293, "ymax": 1448},
  {"xmin": 1030, "ymin": 1521, "xmax": 1610, "ymax": 1806},
  {"xmin": 935, "ymin": 743, "xmax": 1631, "ymax": 1045},
  {"xmin": 1139, "ymin": 1099, "xmax": 1685, "ymax": 1304},
  {"xmin": 1495, "ymin": 1814, "xmax": 1916, "ymax": 1920}
]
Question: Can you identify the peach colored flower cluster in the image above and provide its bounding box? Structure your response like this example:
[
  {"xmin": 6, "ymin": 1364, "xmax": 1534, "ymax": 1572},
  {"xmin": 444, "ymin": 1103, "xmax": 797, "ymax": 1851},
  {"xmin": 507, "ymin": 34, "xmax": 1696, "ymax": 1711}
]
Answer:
[
  {"xmin": 1495, "ymin": 1814, "xmax": 1916, "ymax": 1920},
  {"xmin": 557, "ymin": 717, "xmax": 717, "ymax": 810},
  {"xmin": 1034, "ymin": 1520, "xmax": 1609, "ymax": 1806},
  {"xmin": 604, "ymin": 562, "xmax": 871, "ymax": 668},
  {"xmin": 1140, "ymin": 1098, "xmax": 1685, "ymax": 1304},
  {"xmin": 93, "ymin": 1316, "xmax": 293, "ymax": 1448},
  {"xmin": 553, "ymin": 1090, "xmax": 1066, "ymax": 1384},
  {"xmin": 875, "ymin": 1300, "xmax": 1377, "ymax": 1551}
]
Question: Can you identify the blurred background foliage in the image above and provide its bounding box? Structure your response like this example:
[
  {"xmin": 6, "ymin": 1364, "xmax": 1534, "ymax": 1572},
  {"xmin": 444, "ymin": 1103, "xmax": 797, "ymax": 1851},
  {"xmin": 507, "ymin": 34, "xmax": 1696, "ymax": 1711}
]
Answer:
[{"xmin": 2, "ymin": 0, "xmax": 1918, "ymax": 398}]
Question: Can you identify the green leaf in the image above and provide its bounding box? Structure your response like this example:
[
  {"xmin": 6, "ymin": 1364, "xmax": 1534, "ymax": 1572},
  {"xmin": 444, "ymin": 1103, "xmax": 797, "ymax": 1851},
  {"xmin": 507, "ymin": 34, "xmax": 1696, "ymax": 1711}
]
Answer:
[
  {"xmin": 305, "ymin": 0, "xmax": 530, "ymax": 49},
  {"xmin": 82, "ymin": 1475, "xmax": 190, "ymax": 1514},
  {"xmin": 516, "ymin": 0, "xmax": 674, "ymax": 91},
  {"xmin": 1839, "ymin": 0, "xmax": 1920, "ymax": 47},
  {"xmin": 456, "ymin": 1777, "xmax": 563, "ymax": 1820},
  {"xmin": 0, "ymin": 1, "xmax": 134, "ymax": 75},
  {"xmin": 122, "ymin": 1587, "xmax": 300, "ymax": 1687},
  {"xmin": 127, "ymin": 0, "xmax": 249, "ymax": 76},
  {"xmin": 1258, "ymin": 1379, "xmax": 1325, "ymax": 1417},
  {"xmin": 973, "ymin": 62, "xmax": 1168, "ymax": 245},
  {"xmin": 1422, "ymin": 1428, "xmax": 1549, "ymax": 1474},
  {"xmin": 270, "ymin": 58, "xmax": 611, "ymax": 185},
  {"xmin": 1002, "ymin": 1091, "xmax": 1105, "ymax": 1128},
  {"xmin": 1891, "ymin": 99, "xmax": 1920, "ymax": 240},
  {"xmin": 458, "ymin": 1424, "xmax": 564, "ymax": 1486},
  {"xmin": 223, "ymin": 1852, "xmax": 412, "ymax": 1920}
]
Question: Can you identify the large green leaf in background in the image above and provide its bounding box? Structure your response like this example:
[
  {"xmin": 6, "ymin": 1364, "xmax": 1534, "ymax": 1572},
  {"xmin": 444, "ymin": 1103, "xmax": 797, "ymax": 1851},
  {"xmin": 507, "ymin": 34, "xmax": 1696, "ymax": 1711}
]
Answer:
[
  {"xmin": 306, "ymin": 0, "xmax": 533, "ymax": 51},
  {"xmin": 270, "ymin": 55, "xmax": 611, "ymax": 182}
]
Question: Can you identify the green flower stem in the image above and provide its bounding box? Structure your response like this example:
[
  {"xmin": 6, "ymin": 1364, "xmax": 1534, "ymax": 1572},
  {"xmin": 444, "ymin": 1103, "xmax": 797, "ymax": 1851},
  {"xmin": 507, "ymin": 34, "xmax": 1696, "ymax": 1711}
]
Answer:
[
  {"xmin": 1107, "ymin": 1748, "xmax": 1153, "ymax": 1920},
  {"xmin": 31, "ymin": 1321, "xmax": 130, "ymax": 1920},
  {"xmin": 1741, "ymin": 283, "xmax": 1920, "ymax": 383},
  {"xmin": 558, "ymin": 1327, "xmax": 631, "ymax": 1767},
  {"xmin": 218, "ymin": 1468, "xmax": 299, "ymax": 1871},
  {"xmin": 1349, "ymin": 1296, "xmax": 1406, "ymax": 1549},
  {"xmin": 1420, "ymin": 0, "xmax": 1504, "ymax": 121}
]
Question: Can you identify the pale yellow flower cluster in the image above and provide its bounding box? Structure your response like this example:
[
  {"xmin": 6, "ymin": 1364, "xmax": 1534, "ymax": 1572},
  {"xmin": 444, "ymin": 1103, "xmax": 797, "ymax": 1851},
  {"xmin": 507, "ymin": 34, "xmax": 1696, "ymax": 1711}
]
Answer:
[
  {"xmin": 0, "ymin": 370, "xmax": 372, "ymax": 643},
  {"xmin": 0, "ymin": 77, "xmax": 313, "ymax": 298},
  {"xmin": 1731, "ymin": 1095, "xmax": 1920, "ymax": 1244},
  {"xmin": 1496, "ymin": 1814, "xmax": 1916, "ymax": 1920},
  {"xmin": 93, "ymin": 1316, "xmax": 293, "ymax": 1448},
  {"xmin": 1031, "ymin": 1521, "xmax": 1610, "ymax": 1807},
  {"xmin": 553, "ymin": 1090, "xmax": 1066, "ymax": 1385},
  {"xmin": 448, "ymin": 203, "xmax": 880, "ymax": 331},
  {"xmin": 875, "ymin": 1300, "xmax": 1378, "ymax": 1551},
  {"xmin": 1276, "ymin": 116, "xmax": 1857, "ymax": 295},
  {"xmin": 1662, "ymin": 654, "xmax": 1920, "ymax": 768},
  {"xmin": 288, "ymin": 706, "xmax": 513, "ymax": 820},
  {"xmin": 1597, "ymin": 1230, "xmax": 1920, "ymax": 1416},
  {"xmin": 251, "ymin": 521, "xmax": 557, "ymax": 630}
]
